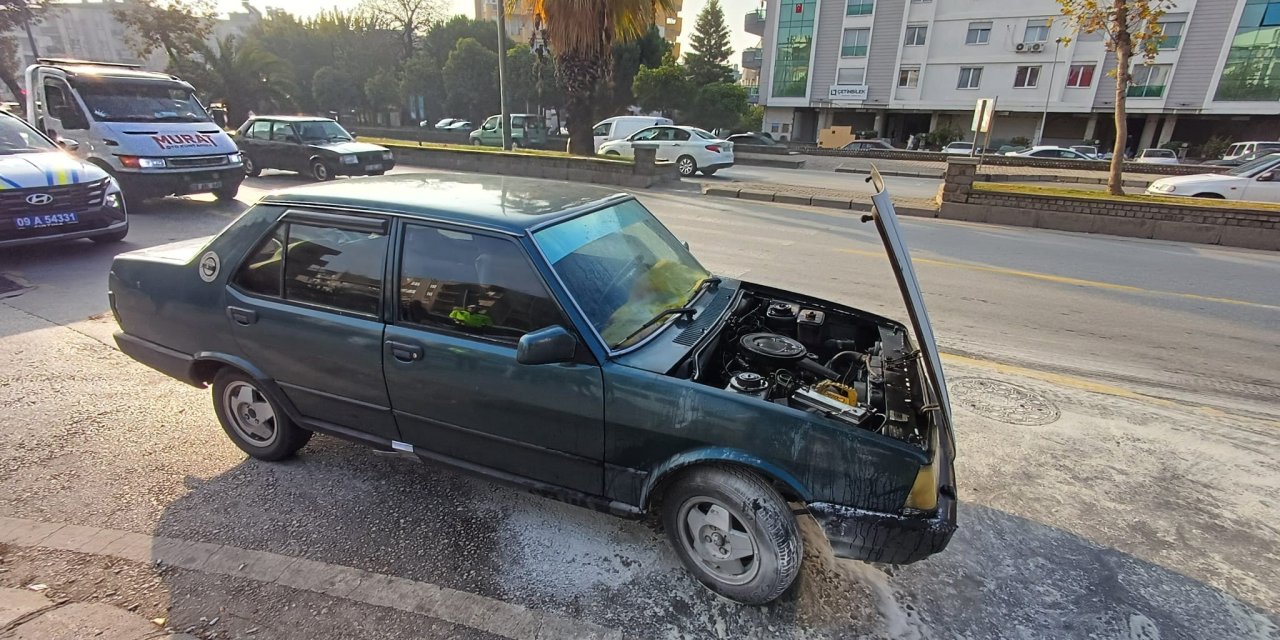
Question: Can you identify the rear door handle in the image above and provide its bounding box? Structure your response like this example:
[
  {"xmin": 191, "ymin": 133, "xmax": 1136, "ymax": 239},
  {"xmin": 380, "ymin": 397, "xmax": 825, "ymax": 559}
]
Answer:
[
  {"xmin": 226, "ymin": 306, "xmax": 257, "ymax": 325},
  {"xmin": 386, "ymin": 340, "xmax": 424, "ymax": 362}
]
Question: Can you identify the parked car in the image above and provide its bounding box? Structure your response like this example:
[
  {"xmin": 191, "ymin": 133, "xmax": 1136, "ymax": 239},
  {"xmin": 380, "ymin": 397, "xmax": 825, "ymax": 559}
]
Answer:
[
  {"xmin": 1070, "ymin": 145, "xmax": 1101, "ymax": 159},
  {"xmin": 995, "ymin": 145, "xmax": 1027, "ymax": 155},
  {"xmin": 592, "ymin": 115, "xmax": 673, "ymax": 153},
  {"xmin": 840, "ymin": 139, "xmax": 895, "ymax": 151},
  {"xmin": 941, "ymin": 141, "xmax": 982, "ymax": 155},
  {"xmin": 1005, "ymin": 146, "xmax": 1096, "ymax": 160},
  {"xmin": 1137, "ymin": 148, "xmax": 1179, "ymax": 164},
  {"xmin": 433, "ymin": 118, "xmax": 461, "ymax": 130},
  {"xmin": 236, "ymin": 116, "xmax": 394, "ymax": 182},
  {"xmin": 1204, "ymin": 147, "xmax": 1279, "ymax": 167},
  {"xmin": 0, "ymin": 110, "xmax": 128, "ymax": 247},
  {"xmin": 1147, "ymin": 152, "xmax": 1280, "ymax": 201},
  {"xmin": 598, "ymin": 125, "xmax": 734, "ymax": 176},
  {"xmin": 469, "ymin": 114, "xmax": 548, "ymax": 149},
  {"xmin": 108, "ymin": 173, "xmax": 955, "ymax": 606},
  {"xmin": 1221, "ymin": 141, "xmax": 1280, "ymax": 162},
  {"xmin": 727, "ymin": 132, "xmax": 779, "ymax": 147}
]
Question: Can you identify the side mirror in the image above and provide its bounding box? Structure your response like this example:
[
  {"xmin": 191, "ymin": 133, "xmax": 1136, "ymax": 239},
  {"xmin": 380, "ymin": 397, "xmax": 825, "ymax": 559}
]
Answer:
[
  {"xmin": 58, "ymin": 138, "xmax": 79, "ymax": 151},
  {"xmin": 516, "ymin": 325, "xmax": 577, "ymax": 365}
]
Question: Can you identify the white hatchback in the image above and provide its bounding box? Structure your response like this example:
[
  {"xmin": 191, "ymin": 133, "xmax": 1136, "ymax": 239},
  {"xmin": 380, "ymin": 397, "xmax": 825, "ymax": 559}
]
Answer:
[
  {"xmin": 598, "ymin": 125, "xmax": 735, "ymax": 177},
  {"xmin": 1147, "ymin": 153, "xmax": 1280, "ymax": 202}
]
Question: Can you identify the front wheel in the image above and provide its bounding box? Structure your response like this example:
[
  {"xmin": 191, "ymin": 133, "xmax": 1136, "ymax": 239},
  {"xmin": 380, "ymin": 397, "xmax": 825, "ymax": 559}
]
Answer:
[
  {"xmin": 242, "ymin": 155, "xmax": 261, "ymax": 177},
  {"xmin": 311, "ymin": 160, "xmax": 333, "ymax": 182},
  {"xmin": 211, "ymin": 369, "xmax": 311, "ymax": 461},
  {"xmin": 661, "ymin": 466, "xmax": 801, "ymax": 605},
  {"xmin": 213, "ymin": 183, "xmax": 240, "ymax": 201},
  {"xmin": 676, "ymin": 155, "xmax": 697, "ymax": 177},
  {"xmin": 471, "ymin": 138, "xmax": 483, "ymax": 146}
]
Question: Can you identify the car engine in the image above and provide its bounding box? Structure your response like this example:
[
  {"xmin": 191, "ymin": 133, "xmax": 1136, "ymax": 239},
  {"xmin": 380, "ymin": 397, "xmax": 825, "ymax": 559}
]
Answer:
[{"xmin": 692, "ymin": 292, "xmax": 926, "ymax": 446}]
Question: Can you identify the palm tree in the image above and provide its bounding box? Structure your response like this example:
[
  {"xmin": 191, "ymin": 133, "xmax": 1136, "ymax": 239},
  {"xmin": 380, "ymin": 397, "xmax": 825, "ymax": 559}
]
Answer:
[
  {"xmin": 531, "ymin": 0, "xmax": 674, "ymax": 155},
  {"xmin": 192, "ymin": 35, "xmax": 296, "ymax": 127}
]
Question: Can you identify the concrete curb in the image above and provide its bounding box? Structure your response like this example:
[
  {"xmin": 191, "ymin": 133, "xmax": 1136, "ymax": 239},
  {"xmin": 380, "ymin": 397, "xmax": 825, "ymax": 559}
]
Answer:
[
  {"xmin": 702, "ymin": 185, "xmax": 939, "ymax": 218},
  {"xmin": 0, "ymin": 587, "xmax": 197, "ymax": 640},
  {"xmin": 835, "ymin": 166, "xmax": 943, "ymax": 179}
]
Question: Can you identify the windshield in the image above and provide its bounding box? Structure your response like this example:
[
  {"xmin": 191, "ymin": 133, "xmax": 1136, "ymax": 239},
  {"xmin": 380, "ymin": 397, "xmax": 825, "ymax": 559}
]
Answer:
[
  {"xmin": 1227, "ymin": 153, "xmax": 1280, "ymax": 176},
  {"xmin": 74, "ymin": 80, "xmax": 211, "ymax": 123},
  {"xmin": 295, "ymin": 120, "xmax": 352, "ymax": 142},
  {"xmin": 0, "ymin": 115, "xmax": 57, "ymax": 154},
  {"xmin": 535, "ymin": 199, "xmax": 710, "ymax": 349}
]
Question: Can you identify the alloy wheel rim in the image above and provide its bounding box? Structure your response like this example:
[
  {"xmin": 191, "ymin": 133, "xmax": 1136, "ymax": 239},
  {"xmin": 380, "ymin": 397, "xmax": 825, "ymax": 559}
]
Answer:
[
  {"xmin": 223, "ymin": 382, "xmax": 278, "ymax": 447},
  {"xmin": 679, "ymin": 158, "xmax": 695, "ymax": 175},
  {"xmin": 677, "ymin": 496, "xmax": 760, "ymax": 586},
  {"xmin": 244, "ymin": 157, "xmax": 255, "ymax": 174},
  {"xmin": 315, "ymin": 164, "xmax": 328, "ymax": 180}
]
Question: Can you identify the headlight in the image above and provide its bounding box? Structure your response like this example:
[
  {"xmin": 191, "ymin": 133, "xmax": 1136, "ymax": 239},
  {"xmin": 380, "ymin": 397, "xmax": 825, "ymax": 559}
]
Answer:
[
  {"xmin": 227, "ymin": 152, "xmax": 242, "ymax": 164},
  {"xmin": 119, "ymin": 156, "xmax": 166, "ymax": 169},
  {"xmin": 340, "ymin": 154, "xmax": 359, "ymax": 165},
  {"xmin": 1152, "ymin": 183, "xmax": 1176, "ymax": 193},
  {"xmin": 105, "ymin": 192, "xmax": 123, "ymax": 208},
  {"xmin": 382, "ymin": 151, "xmax": 394, "ymax": 160}
]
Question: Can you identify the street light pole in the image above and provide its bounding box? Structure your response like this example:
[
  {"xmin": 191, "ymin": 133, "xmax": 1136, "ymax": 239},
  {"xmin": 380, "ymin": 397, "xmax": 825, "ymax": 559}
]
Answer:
[
  {"xmin": 1034, "ymin": 37, "xmax": 1065, "ymax": 146},
  {"xmin": 495, "ymin": 2, "xmax": 511, "ymax": 151}
]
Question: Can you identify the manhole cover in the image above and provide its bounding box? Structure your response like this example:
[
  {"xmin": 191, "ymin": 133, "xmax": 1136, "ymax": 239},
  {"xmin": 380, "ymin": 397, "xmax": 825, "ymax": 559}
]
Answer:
[{"xmin": 950, "ymin": 377, "xmax": 1060, "ymax": 426}]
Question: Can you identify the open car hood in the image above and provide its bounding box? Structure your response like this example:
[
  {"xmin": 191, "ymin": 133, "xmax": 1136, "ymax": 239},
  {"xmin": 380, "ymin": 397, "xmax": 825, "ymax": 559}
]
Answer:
[{"xmin": 864, "ymin": 167, "xmax": 953, "ymax": 436}]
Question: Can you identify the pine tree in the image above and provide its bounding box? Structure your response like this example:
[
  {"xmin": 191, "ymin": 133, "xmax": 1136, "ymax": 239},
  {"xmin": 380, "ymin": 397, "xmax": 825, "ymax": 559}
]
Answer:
[{"xmin": 684, "ymin": 0, "xmax": 735, "ymax": 86}]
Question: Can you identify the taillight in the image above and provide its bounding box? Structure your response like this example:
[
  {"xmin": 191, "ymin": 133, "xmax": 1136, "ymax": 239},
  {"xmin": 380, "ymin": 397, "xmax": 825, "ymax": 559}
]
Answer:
[{"xmin": 705, "ymin": 145, "xmax": 721, "ymax": 153}]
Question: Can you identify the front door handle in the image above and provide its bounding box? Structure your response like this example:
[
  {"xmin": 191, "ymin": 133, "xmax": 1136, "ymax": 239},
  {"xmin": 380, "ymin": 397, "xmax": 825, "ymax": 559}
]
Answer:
[
  {"xmin": 386, "ymin": 340, "xmax": 424, "ymax": 362},
  {"xmin": 226, "ymin": 306, "xmax": 257, "ymax": 326}
]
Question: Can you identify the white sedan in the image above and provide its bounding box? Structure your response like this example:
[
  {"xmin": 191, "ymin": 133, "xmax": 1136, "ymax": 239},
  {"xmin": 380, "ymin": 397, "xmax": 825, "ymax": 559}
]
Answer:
[
  {"xmin": 1146, "ymin": 153, "xmax": 1280, "ymax": 201},
  {"xmin": 598, "ymin": 125, "xmax": 734, "ymax": 177},
  {"xmin": 1137, "ymin": 148, "xmax": 1179, "ymax": 164},
  {"xmin": 1005, "ymin": 146, "xmax": 1096, "ymax": 160}
]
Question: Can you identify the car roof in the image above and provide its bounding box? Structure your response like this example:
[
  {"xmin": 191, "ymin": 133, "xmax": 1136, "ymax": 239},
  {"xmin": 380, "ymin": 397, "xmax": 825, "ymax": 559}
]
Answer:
[{"xmin": 259, "ymin": 173, "xmax": 631, "ymax": 234}]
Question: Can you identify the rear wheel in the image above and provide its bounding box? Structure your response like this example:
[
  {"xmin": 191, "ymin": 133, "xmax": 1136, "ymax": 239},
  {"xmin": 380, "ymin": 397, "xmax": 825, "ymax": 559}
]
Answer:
[
  {"xmin": 677, "ymin": 155, "xmax": 697, "ymax": 177},
  {"xmin": 660, "ymin": 466, "xmax": 801, "ymax": 605},
  {"xmin": 211, "ymin": 369, "xmax": 311, "ymax": 461},
  {"xmin": 311, "ymin": 160, "xmax": 333, "ymax": 182}
]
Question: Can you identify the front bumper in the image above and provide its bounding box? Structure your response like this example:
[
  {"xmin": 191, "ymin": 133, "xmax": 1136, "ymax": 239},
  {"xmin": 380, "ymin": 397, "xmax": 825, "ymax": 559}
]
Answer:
[
  {"xmin": 113, "ymin": 168, "xmax": 244, "ymax": 197},
  {"xmin": 0, "ymin": 205, "xmax": 128, "ymax": 248},
  {"xmin": 809, "ymin": 493, "xmax": 957, "ymax": 565}
]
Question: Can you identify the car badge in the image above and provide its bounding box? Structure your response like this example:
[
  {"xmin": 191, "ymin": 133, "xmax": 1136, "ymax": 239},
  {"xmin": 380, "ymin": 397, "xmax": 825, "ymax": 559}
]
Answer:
[{"xmin": 25, "ymin": 193, "xmax": 53, "ymax": 206}]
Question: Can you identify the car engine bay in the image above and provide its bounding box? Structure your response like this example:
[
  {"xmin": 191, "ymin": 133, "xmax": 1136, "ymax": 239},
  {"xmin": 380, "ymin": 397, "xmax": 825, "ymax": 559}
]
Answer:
[{"xmin": 683, "ymin": 289, "xmax": 929, "ymax": 447}]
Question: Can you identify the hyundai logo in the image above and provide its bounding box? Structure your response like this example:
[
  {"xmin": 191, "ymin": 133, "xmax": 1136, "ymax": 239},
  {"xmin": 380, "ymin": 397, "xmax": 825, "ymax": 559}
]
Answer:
[{"xmin": 25, "ymin": 193, "xmax": 53, "ymax": 206}]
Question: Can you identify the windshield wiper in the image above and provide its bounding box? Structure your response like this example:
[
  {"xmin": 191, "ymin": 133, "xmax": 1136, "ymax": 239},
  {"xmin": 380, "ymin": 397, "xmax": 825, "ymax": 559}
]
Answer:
[
  {"xmin": 612, "ymin": 306, "xmax": 697, "ymax": 349},
  {"xmin": 684, "ymin": 276, "xmax": 721, "ymax": 305}
]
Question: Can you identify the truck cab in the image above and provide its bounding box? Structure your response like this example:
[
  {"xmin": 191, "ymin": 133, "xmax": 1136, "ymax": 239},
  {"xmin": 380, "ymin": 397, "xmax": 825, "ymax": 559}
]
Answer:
[{"xmin": 24, "ymin": 58, "xmax": 244, "ymax": 203}]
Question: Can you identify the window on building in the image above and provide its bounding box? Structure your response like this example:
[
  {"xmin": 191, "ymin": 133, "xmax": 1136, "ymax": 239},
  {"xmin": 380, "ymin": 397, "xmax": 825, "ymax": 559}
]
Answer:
[
  {"xmin": 1024, "ymin": 18, "xmax": 1051, "ymax": 43},
  {"xmin": 910, "ymin": 0, "xmax": 931, "ymax": 4},
  {"xmin": 846, "ymin": 0, "xmax": 874, "ymax": 16},
  {"xmin": 904, "ymin": 24, "xmax": 928, "ymax": 46},
  {"xmin": 1066, "ymin": 63, "xmax": 1095, "ymax": 87},
  {"xmin": 966, "ymin": 21, "xmax": 992, "ymax": 45},
  {"xmin": 771, "ymin": 0, "xmax": 816, "ymax": 98},
  {"xmin": 842, "ymin": 28, "xmax": 871, "ymax": 57},
  {"xmin": 398, "ymin": 225, "xmax": 561, "ymax": 342},
  {"xmin": 837, "ymin": 67, "xmax": 867, "ymax": 85},
  {"xmin": 1014, "ymin": 65, "xmax": 1041, "ymax": 88},
  {"xmin": 898, "ymin": 66, "xmax": 920, "ymax": 88},
  {"xmin": 1128, "ymin": 64, "xmax": 1170, "ymax": 98},
  {"xmin": 1158, "ymin": 18, "xmax": 1185, "ymax": 49},
  {"xmin": 957, "ymin": 66, "xmax": 983, "ymax": 89}
]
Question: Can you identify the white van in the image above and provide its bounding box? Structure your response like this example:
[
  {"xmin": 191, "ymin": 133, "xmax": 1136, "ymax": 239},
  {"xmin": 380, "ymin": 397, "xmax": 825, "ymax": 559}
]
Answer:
[
  {"xmin": 592, "ymin": 115, "xmax": 673, "ymax": 153},
  {"xmin": 25, "ymin": 59, "xmax": 244, "ymax": 203},
  {"xmin": 1222, "ymin": 141, "xmax": 1280, "ymax": 161}
]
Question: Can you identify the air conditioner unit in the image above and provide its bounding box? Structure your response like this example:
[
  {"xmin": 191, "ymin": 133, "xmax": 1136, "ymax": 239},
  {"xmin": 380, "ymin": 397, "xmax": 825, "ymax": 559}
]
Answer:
[
  {"xmin": 1015, "ymin": 42, "xmax": 1027, "ymax": 52},
  {"xmin": 1031, "ymin": 42, "xmax": 1045, "ymax": 52}
]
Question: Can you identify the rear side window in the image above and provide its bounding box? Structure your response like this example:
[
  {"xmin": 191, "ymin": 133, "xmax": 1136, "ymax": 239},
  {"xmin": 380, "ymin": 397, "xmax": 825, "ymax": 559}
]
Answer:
[
  {"xmin": 398, "ymin": 225, "xmax": 561, "ymax": 342},
  {"xmin": 233, "ymin": 220, "xmax": 388, "ymax": 316}
]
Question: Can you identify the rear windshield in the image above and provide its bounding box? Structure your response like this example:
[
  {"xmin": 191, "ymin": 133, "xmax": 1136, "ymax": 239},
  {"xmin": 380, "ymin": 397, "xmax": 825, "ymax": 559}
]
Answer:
[{"xmin": 73, "ymin": 79, "xmax": 211, "ymax": 123}]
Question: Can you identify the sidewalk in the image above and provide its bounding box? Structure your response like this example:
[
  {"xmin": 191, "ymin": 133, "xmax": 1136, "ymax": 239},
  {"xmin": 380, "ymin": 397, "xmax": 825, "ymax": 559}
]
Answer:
[{"xmin": 0, "ymin": 587, "xmax": 196, "ymax": 640}]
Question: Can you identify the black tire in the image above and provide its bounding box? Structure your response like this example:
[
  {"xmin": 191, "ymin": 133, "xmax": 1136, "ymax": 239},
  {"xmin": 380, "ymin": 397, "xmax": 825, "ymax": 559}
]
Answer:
[
  {"xmin": 311, "ymin": 160, "xmax": 333, "ymax": 182},
  {"xmin": 242, "ymin": 155, "xmax": 261, "ymax": 177},
  {"xmin": 660, "ymin": 465, "xmax": 801, "ymax": 605},
  {"xmin": 213, "ymin": 183, "xmax": 240, "ymax": 201},
  {"xmin": 90, "ymin": 224, "xmax": 128, "ymax": 244},
  {"xmin": 211, "ymin": 368, "xmax": 311, "ymax": 461},
  {"xmin": 676, "ymin": 155, "xmax": 697, "ymax": 177},
  {"xmin": 701, "ymin": 168, "xmax": 718, "ymax": 176}
]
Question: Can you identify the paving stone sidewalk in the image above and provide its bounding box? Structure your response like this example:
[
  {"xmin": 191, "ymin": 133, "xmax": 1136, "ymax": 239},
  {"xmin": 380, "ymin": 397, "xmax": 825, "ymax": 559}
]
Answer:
[{"xmin": 0, "ymin": 587, "xmax": 196, "ymax": 640}]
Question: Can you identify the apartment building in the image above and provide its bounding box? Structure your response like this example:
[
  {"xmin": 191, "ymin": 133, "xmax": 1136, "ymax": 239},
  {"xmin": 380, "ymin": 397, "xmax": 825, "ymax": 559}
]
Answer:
[
  {"xmin": 476, "ymin": 0, "xmax": 683, "ymax": 56},
  {"xmin": 747, "ymin": 0, "xmax": 1280, "ymax": 151}
]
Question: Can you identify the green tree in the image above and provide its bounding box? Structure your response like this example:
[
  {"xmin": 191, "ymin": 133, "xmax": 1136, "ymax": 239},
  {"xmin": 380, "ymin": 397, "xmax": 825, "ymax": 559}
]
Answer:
[
  {"xmin": 683, "ymin": 0, "xmax": 734, "ymax": 86},
  {"xmin": 740, "ymin": 104, "xmax": 763, "ymax": 132},
  {"xmin": 112, "ymin": 0, "xmax": 215, "ymax": 62},
  {"xmin": 442, "ymin": 37, "xmax": 498, "ymax": 121},
  {"xmin": 1058, "ymin": 0, "xmax": 1177, "ymax": 194},
  {"xmin": 0, "ymin": 0, "xmax": 50, "ymax": 101},
  {"xmin": 596, "ymin": 26, "xmax": 670, "ymax": 116},
  {"xmin": 400, "ymin": 51, "xmax": 445, "ymax": 119},
  {"xmin": 314, "ymin": 66, "xmax": 362, "ymax": 114},
  {"xmin": 532, "ymin": 0, "xmax": 677, "ymax": 154},
  {"xmin": 422, "ymin": 15, "xmax": 509, "ymax": 62},
  {"xmin": 357, "ymin": 0, "xmax": 448, "ymax": 63},
  {"xmin": 365, "ymin": 68, "xmax": 400, "ymax": 112},
  {"xmin": 189, "ymin": 35, "xmax": 295, "ymax": 126},
  {"xmin": 687, "ymin": 82, "xmax": 747, "ymax": 132},
  {"xmin": 632, "ymin": 61, "xmax": 689, "ymax": 116},
  {"xmin": 505, "ymin": 44, "xmax": 539, "ymax": 113}
]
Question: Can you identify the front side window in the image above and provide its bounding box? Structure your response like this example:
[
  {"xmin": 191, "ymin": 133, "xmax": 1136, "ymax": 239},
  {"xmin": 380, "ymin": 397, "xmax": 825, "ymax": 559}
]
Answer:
[
  {"xmin": 632, "ymin": 127, "xmax": 662, "ymax": 141},
  {"xmin": 535, "ymin": 199, "xmax": 710, "ymax": 349},
  {"xmin": 958, "ymin": 66, "xmax": 983, "ymax": 89},
  {"xmin": 0, "ymin": 115, "xmax": 57, "ymax": 154},
  {"xmin": 593, "ymin": 123, "xmax": 612, "ymax": 137},
  {"xmin": 837, "ymin": 67, "xmax": 866, "ymax": 85},
  {"xmin": 1024, "ymin": 18, "xmax": 1051, "ymax": 43},
  {"xmin": 898, "ymin": 66, "xmax": 920, "ymax": 88},
  {"xmin": 846, "ymin": 0, "xmax": 873, "ymax": 16},
  {"xmin": 1014, "ymin": 65, "xmax": 1041, "ymax": 88},
  {"xmin": 966, "ymin": 21, "xmax": 991, "ymax": 44},
  {"xmin": 1128, "ymin": 64, "xmax": 1171, "ymax": 97},
  {"xmin": 247, "ymin": 120, "xmax": 271, "ymax": 139},
  {"xmin": 234, "ymin": 220, "xmax": 388, "ymax": 316},
  {"xmin": 270, "ymin": 122, "xmax": 296, "ymax": 142},
  {"xmin": 398, "ymin": 226, "xmax": 561, "ymax": 342},
  {"xmin": 842, "ymin": 28, "xmax": 870, "ymax": 57},
  {"xmin": 1066, "ymin": 64, "xmax": 1095, "ymax": 87},
  {"xmin": 904, "ymin": 24, "xmax": 927, "ymax": 46},
  {"xmin": 72, "ymin": 79, "xmax": 210, "ymax": 123}
]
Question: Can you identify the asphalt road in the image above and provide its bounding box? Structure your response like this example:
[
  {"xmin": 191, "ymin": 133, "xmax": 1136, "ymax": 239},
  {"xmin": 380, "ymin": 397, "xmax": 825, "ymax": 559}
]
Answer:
[{"xmin": 1, "ymin": 168, "xmax": 1277, "ymax": 640}]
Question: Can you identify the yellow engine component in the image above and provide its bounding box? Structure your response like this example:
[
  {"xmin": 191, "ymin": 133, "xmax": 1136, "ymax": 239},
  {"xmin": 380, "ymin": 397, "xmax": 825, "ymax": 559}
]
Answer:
[{"xmin": 815, "ymin": 381, "xmax": 857, "ymax": 406}]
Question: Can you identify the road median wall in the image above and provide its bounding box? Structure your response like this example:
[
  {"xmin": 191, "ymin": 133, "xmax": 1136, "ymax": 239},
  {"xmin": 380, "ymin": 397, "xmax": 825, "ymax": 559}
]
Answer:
[{"xmin": 386, "ymin": 143, "xmax": 679, "ymax": 189}]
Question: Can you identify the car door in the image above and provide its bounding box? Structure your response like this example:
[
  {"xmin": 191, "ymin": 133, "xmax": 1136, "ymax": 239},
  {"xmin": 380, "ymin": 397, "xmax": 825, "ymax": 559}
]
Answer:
[
  {"xmin": 270, "ymin": 122, "xmax": 306, "ymax": 172},
  {"xmin": 242, "ymin": 119, "xmax": 272, "ymax": 168},
  {"xmin": 665, "ymin": 127, "xmax": 693, "ymax": 162},
  {"xmin": 225, "ymin": 209, "xmax": 399, "ymax": 441},
  {"xmin": 478, "ymin": 116, "xmax": 499, "ymax": 145},
  {"xmin": 38, "ymin": 76, "xmax": 90, "ymax": 144},
  {"xmin": 1242, "ymin": 165, "xmax": 1280, "ymax": 202},
  {"xmin": 623, "ymin": 126, "xmax": 663, "ymax": 159},
  {"xmin": 592, "ymin": 121, "xmax": 612, "ymax": 153},
  {"xmin": 382, "ymin": 223, "xmax": 605, "ymax": 494}
]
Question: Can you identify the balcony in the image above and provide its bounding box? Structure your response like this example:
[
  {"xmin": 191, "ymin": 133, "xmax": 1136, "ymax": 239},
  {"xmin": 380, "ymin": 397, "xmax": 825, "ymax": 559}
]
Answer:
[
  {"xmin": 1127, "ymin": 84, "xmax": 1166, "ymax": 98},
  {"xmin": 745, "ymin": 9, "xmax": 765, "ymax": 36},
  {"xmin": 742, "ymin": 47, "xmax": 762, "ymax": 69}
]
